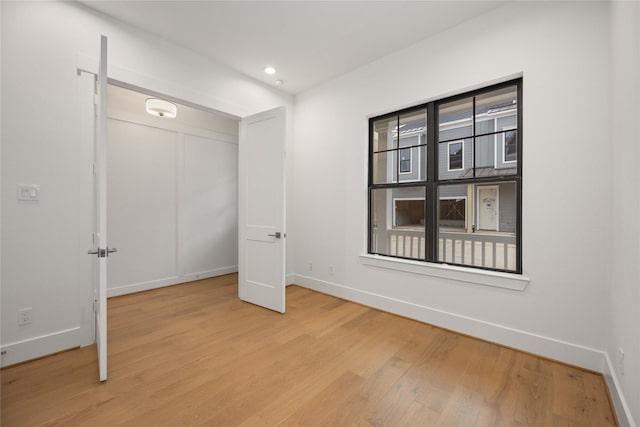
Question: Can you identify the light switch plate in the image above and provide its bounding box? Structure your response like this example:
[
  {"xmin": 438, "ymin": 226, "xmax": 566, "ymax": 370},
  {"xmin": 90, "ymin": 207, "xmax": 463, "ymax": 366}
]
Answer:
[{"xmin": 18, "ymin": 184, "xmax": 40, "ymax": 201}]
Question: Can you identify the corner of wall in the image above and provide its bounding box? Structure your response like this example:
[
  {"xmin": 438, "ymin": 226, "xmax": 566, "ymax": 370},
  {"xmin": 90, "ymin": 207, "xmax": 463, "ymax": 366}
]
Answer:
[{"xmin": 603, "ymin": 353, "xmax": 637, "ymax": 427}]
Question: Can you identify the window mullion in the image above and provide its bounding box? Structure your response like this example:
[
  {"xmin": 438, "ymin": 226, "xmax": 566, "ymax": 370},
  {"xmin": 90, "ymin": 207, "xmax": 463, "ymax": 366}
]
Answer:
[
  {"xmin": 472, "ymin": 96, "xmax": 477, "ymax": 179},
  {"xmin": 426, "ymin": 103, "xmax": 437, "ymax": 262},
  {"xmin": 395, "ymin": 116, "xmax": 400, "ymax": 183}
]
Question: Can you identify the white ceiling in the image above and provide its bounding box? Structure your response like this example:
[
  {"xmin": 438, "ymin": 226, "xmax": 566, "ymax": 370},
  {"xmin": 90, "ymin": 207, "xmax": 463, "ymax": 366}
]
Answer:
[{"xmin": 79, "ymin": 1, "xmax": 506, "ymax": 94}]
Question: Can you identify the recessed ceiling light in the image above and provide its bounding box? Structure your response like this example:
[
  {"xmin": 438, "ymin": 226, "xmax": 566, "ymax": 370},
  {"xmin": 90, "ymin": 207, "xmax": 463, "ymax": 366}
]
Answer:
[
  {"xmin": 264, "ymin": 66, "xmax": 276, "ymax": 75},
  {"xmin": 275, "ymin": 79, "xmax": 284, "ymax": 85}
]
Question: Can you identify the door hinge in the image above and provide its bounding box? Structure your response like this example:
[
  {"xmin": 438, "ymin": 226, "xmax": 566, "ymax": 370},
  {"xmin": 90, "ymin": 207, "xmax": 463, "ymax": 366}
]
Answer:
[{"xmin": 93, "ymin": 299, "xmax": 98, "ymax": 313}]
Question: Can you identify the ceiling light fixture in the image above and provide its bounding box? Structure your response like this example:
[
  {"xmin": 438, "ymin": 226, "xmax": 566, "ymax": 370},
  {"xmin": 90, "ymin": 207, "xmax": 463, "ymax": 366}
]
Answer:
[
  {"xmin": 145, "ymin": 98, "xmax": 177, "ymax": 118},
  {"xmin": 275, "ymin": 79, "xmax": 284, "ymax": 85},
  {"xmin": 264, "ymin": 66, "xmax": 276, "ymax": 75}
]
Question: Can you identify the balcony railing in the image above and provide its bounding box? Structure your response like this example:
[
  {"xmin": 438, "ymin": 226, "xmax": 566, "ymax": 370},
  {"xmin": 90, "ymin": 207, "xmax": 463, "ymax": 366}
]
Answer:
[{"xmin": 372, "ymin": 228, "xmax": 516, "ymax": 271}]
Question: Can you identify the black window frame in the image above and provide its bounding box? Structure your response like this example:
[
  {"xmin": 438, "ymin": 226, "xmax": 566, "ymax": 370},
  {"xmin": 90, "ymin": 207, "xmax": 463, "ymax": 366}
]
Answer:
[{"xmin": 368, "ymin": 78, "xmax": 522, "ymax": 274}]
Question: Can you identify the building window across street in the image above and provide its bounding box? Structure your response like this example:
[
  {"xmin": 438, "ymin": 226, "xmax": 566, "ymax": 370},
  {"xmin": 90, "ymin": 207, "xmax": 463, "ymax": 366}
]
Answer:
[
  {"xmin": 368, "ymin": 78, "xmax": 522, "ymax": 273},
  {"xmin": 448, "ymin": 141, "xmax": 464, "ymax": 171},
  {"xmin": 399, "ymin": 148, "xmax": 412, "ymax": 173}
]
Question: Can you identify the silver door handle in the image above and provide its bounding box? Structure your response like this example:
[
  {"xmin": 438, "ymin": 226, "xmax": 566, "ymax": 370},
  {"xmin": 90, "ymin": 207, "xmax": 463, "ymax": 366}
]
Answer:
[
  {"xmin": 267, "ymin": 232, "xmax": 281, "ymax": 239},
  {"xmin": 87, "ymin": 247, "xmax": 118, "ymax": 257}
]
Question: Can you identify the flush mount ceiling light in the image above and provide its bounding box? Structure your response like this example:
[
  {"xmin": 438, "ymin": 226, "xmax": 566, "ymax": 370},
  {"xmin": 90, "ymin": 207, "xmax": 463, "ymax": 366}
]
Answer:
[
  {"xmin": 145, "ymin": 98, "xmax": 177, "ymax": 118},
  {"xmin": 264, "ymin": 66, "xmax": 276, "ymax": 75}
]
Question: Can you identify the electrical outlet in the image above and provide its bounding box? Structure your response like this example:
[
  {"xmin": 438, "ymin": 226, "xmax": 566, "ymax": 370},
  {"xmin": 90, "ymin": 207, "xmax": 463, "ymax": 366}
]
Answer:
[
  {"xmin": 329, "ymin": 265, "xmax": 334, "ymax": 275},
  {"xmin": 18, "ymin": 308, "xmax": 33, "ymax": 326},
  {"xmin": 308, "ymin": 262, "xmax": 313, "ymax": 272},
  {"xmin": 618, "ymin": 347, "xmax": 625, "ymax": 376}
]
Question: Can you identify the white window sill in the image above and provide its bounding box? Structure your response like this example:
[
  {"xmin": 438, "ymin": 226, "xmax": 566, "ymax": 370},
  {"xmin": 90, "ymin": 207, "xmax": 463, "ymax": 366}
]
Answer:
[{"xmin": 360, "ymin": 254, "xmax": 530, "ymax": 291}]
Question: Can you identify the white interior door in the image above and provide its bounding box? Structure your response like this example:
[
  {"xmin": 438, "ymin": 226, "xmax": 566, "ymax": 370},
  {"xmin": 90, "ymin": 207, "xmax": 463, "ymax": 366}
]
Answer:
[
  {"xmin": 238, "ymin": 107, "xmax": 286, "ymax": 313},
  {"xmin": 88, "ymin": 35, "xmax": 111, "ymax": 382},
  {"xmin": 477, "ymin": 186, "xmax": 498, "ymax": 231}
]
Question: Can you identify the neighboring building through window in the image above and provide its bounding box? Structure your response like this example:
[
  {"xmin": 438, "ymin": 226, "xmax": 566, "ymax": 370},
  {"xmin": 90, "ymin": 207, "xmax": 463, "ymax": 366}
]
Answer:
[{"xmin": 368, "ymin": 79, "xmax": 522, "ymax": 273}]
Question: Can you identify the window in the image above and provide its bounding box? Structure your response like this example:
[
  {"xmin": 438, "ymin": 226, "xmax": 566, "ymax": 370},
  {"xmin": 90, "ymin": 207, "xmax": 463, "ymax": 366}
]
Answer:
[
  {"xmin": 368, "ymin": 79, "xmax": 522, "ymax": 273},
  {"xmin": 399, "ymin": 148, "xmax": 412, "ymax": 173},
  {"xmin": 448, "ymin": 141, "xmax": 464, "ymax": 171},
  {"xmin": 503, "ymin": 128, "xmax": 517, "ymax": 163}
]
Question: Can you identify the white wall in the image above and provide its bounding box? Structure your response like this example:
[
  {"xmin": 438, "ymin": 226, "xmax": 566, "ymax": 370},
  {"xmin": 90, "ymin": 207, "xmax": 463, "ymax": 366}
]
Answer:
[
  {"xmin": 108, "ymin": 119, "xmax": 180, "ymax": 293},
  {"xmin": 0, "ymin": 1, "xmax": 291, "ymax": 367},
  {"xmin": 609, "ymin": 2, "xmax": 640, "ymax": 425},
  {"xmin": 292, "ymin": 0, "xmax": 624, "ymax": 413}
]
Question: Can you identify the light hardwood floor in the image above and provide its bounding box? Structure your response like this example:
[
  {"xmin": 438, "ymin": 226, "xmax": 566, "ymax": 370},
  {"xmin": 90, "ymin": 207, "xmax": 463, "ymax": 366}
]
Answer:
[{"xmin": 1, "ymin": 274, "xmax": 617, "ymax": 426}]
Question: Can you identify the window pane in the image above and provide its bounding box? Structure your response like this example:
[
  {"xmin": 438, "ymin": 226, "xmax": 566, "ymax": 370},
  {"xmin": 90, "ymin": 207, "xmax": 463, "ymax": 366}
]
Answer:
[
  {"xmin": 474, "ymin": 134, "xmax": 517, "ymax": 177},
  {"xmin": 474, "ymin": 134, "xmax": 494, "ymax": 171},
  {"xmin": 439, "ymin": 97, "xmax": 472, "ymax": 142},
  {"xmin": 475, "ymin": 85, "xmax": 518, "ymax": 129},
  {"xmin": 438, "ymin": 182, "xmax": 517, "ymax": 271},
  {"xmin": 398, "ymin": 110, "xmax": 427, "ymax": 180},
  {"xmin": 371, "ymin": 187, "xmax": 426, "ymax": 260},
  {"xmin": 372, "ymin": 111, "xmax": 426, "ymax": 184},
  {"xmin": 396, "ymin": 143, "xmax": 425, "ymax": 182},
  {"xmin": 374, "ymin": 145, "xmax": 425, "ymax": 184},
  {"xmin": 372, "ymin": 151, "xmax": 394, "ymax": 184},
  {"xmin": 438, "ymin": 138, "xmax": 472, "ymax": 180},
  {"xmin": 475, "ymin": 85, "xmax": 518, "ymax": 174},
  {"xmin": 399, "ymin": 110, "xmax": 427, "ymax": 140},
  {"xmin": 372, "ymin": 117, "xmax": 397, "ymax": 153}
]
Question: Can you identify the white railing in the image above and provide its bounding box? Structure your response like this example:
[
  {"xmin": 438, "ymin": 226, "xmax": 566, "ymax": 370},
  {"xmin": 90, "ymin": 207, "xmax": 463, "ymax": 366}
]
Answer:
[
  {"xmin": 439, "ymin": 231, "xmax": 516, "ymax": 271},
  {"xmin": 372, "ymin": 228, "xmax": 516, "ymax": 271}
]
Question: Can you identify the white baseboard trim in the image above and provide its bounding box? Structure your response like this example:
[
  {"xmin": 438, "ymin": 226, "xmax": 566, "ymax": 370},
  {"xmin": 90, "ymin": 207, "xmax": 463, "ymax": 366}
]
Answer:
[
  {"xmin": 292, "ymin": 274, "xmax": 604, "ymax": 371},
  {"xmin": 107, "ymin": 266, "xmax": 238, "ymax": 297},
  {"xmin": 286, "ymin": 273, "xmax": 296, "ymax": 286},
  {"xmin": 603, "ymin": 353, "xmax": 636, "ymax": 427},
  {"xmin": 1, "ymin": 327, "xmax": 82, "ymax": 368}
]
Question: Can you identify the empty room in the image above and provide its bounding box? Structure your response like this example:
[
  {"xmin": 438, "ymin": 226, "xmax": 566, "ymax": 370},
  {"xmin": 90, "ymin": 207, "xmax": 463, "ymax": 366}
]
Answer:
[{"xmin": 1, "ymin": 1, "xmax": 638, "ymax": 426}]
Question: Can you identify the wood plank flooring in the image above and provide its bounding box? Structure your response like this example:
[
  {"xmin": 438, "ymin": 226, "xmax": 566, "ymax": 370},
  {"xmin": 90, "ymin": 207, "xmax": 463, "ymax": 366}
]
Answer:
[{"xmin": 1, "ymin": 274, "xmax": 617, "ymax": 426}]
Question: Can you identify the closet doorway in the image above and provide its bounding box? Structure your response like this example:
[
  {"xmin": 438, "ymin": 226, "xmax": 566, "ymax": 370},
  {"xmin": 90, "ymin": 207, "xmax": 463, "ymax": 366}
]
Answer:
[{"xmin": 106, "ymin": 84, "xmax": 240, "ymax": 297}]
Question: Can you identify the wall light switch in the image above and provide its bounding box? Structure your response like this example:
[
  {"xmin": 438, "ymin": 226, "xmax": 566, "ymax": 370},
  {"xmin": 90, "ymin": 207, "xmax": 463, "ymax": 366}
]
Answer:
[{"xmin": 18, "ymin": 184, "xmax": 40, "ymax": 201}]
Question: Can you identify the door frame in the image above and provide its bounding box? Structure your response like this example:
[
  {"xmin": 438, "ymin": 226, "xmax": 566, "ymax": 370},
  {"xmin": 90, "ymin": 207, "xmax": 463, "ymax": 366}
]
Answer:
[{"xmin": 80, "ymin": 47, "xmax": 289, "ymax": 372}]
